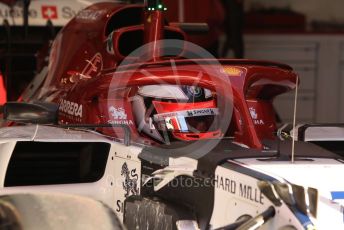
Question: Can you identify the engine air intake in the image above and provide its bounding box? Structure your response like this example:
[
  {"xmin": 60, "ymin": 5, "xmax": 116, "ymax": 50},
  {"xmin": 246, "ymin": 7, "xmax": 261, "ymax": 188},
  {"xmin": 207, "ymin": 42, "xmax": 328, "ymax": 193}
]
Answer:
[{"xmin": 4, "ymin": 142, "xmax": 110, "ymax": 186}]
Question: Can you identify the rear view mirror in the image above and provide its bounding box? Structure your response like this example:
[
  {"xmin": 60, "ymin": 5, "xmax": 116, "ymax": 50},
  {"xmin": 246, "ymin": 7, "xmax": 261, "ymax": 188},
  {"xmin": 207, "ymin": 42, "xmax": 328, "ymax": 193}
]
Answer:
[
  {"xmin": 169, "ymin": 23, "xmax": 209, "ymax": 34},
  {"xmin": 3, "ymin": 102, "xmax": 58, "ymax": 124},
  {"xmin": 108, "ymin": 25, "xmax": 186, "ymax": 60}
]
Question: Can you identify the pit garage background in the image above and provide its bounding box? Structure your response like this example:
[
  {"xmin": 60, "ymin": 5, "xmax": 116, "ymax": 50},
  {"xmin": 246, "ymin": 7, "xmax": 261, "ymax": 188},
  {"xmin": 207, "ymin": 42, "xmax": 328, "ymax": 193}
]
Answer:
[{"xmin": 1, "ymin": 0, "xmax": 344, "ymax": 123}]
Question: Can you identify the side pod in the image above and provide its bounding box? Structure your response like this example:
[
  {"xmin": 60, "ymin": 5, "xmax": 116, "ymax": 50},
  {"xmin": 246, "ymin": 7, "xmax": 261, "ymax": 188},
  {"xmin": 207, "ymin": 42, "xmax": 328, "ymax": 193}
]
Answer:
[{"xmin": 0, "ymin": 193, "xmax": 124, "ymax": 230}]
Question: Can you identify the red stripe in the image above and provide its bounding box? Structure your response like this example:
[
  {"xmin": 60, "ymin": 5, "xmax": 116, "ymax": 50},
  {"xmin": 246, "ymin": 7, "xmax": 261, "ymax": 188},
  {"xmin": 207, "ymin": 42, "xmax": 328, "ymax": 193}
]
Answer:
[
  {"xmin": 0, "ymin": 72, "xmax": 7, "ymax": 105},
  {"xmin": 153, "ymin": 100, "xmax": 216, "ymax": 113}
]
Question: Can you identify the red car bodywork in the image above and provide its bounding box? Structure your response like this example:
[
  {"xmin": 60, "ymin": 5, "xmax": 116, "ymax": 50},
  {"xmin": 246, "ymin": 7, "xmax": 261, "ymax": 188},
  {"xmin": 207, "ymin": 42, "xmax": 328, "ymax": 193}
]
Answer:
[{"xmin": 23, "ymin": 2, "xmax": 297, "ymax": 149}]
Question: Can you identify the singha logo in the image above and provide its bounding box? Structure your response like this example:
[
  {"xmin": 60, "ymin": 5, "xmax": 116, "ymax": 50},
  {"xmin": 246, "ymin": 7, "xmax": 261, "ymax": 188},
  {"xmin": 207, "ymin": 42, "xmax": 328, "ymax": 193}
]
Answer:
[
  {"xmin": 121, "ymin": 162, "xmax": 139, "ymax": 198},
  {"xmin": 249, "ymin": 107, "xmax": 258, "ymax": 119},
  {"xmin": 109, "ymin": 106, "xmax": 127, "ymax": 120}
]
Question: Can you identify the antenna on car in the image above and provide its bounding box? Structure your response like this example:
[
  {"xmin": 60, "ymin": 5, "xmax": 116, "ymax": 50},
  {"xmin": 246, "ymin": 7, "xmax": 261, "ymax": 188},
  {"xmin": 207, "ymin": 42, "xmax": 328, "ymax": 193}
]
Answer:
[
  {"xmin": 143, "ymin": 0, "xmax": 168, "ymax": 61},
  {"xmin": 291, "ymin": 76, "xmax": 299, "ymax": 163}
]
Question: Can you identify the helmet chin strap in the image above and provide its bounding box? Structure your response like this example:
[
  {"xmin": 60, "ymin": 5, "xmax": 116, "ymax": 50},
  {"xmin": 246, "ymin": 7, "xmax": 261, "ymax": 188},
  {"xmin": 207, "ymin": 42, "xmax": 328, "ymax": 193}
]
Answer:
[
  {"xmin": 149, "ymin": 117, "xmax": 155, "ymax": 129},
  {"xmin": 162, "ymin": 127, "xmax": 171, "ymax": 145}
]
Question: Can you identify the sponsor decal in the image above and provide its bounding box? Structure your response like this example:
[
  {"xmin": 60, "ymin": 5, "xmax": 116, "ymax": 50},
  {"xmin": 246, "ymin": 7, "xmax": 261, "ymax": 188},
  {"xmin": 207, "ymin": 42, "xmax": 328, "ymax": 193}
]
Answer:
[
  {"xmin": 81, "ymin": 53, "xmax": 103, "ymax": 78},
  {"xmin": 61, "ymin": 6, "xmax": 78, "ymax": 19},
  {"xmin": 253, "ymin": 120, "xmax": 264, "ymax": 125},
  {"xmin": 121, "ymin": 162, "xmax": 139, "ymax": 198},
  {"xmin": 0, "ymin": 7, "xmax": 37, "ymax": 19},
  {"xmin": 154, "ymin": 112, "xmax": 179, "ymax": 121},
  {"xmin": 215, "ymin": 175, "xmax": 264, "ymax": 204},
  {"xmin": 41, "ymin": 6, "xmax": 58, "ymax": 19},
  {"xmin": 116, "ymin": 199, "xmax": 124, "ymax": 214},
  {"xmin": 331, "ymin": 191, "xmax": 344, "ymax": 200},
  {"xmin": 108, "ymin": 120, "xmax": 134, "ymax": 125},
  {"xmin": 115, "ymin": 159, "xmax": 141, "ymax": 220},
  {"xmin": 0, "ymin": 2, "xmax": 106, "ymax": 25},
  {"xmin": 59, "ymin": 99, "xmax": 83, "ymax": 118},
  {"xmin": 331, "ymin": 191, "xmax": 344, "ymax": 223},
  {"xmin": 154, "ymin": 108, "xmax": 218, "ymax": 121},
  {"xmin": 222, "ymin": 66, "xmax": 243, "ymax": 76},
  {"xmin": 76, "ymin": 9, "xmax": 106, "ymax": 21},
  {"xmin": 249, "ymin": 107, "xmax": 264, "ymax": 125},
  {"xmin": 62, "ymin": 7, "xmax": 106, "ymax": 20},
  {"xmin": 64, "ymin": 53, "xmax": 103, "ymax": 83},
  {"xmin": 165, "ymin": 117, "xmax": 176, "ymax": 130},
  {"xmin": 108, "ymin": 106, "xmax": 134, "ymax": 125},
  {"xmin": 249, "ymin": 107, "xmax": 258, "ymax": 119},
  {"xmin": 187, "ymin": 108, "xmax": 217, "ymax": 117},
  {"xmin": 109, "ymin": 106, "xmax": 127, "ymax": 120}
]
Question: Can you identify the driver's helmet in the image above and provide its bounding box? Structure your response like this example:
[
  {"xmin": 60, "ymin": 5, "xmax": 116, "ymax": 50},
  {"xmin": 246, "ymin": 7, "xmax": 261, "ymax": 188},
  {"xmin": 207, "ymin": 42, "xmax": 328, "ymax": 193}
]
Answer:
[{"xmin": 132, "ymin": 85, "xmax": 223, "ymax": 143}]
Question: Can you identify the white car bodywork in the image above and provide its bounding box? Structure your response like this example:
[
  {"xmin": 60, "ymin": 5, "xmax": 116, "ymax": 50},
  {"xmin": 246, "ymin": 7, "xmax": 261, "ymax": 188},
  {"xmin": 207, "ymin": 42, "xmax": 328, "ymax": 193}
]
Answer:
[
  {"xmin": 0, "ymin": 125, "xmax": 142, "ymax": 221},
  {"xmin": 0, "ymin": 125, "xmax": 343, "ymax": 229}
]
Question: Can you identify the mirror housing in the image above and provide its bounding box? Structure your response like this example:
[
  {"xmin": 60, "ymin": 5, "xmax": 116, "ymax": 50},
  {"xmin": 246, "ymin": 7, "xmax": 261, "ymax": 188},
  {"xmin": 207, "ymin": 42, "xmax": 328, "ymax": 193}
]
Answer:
[
  {"xmin": 3, "ymin": 102, "xmax": 58, "ymax": 124},
  {"xmin": 169, "ymin": 23, "xmax": 209, "ymax": 34},
  {"xmin": 107, "ymin": 25, "xmax": 186, "ymax": 60}
]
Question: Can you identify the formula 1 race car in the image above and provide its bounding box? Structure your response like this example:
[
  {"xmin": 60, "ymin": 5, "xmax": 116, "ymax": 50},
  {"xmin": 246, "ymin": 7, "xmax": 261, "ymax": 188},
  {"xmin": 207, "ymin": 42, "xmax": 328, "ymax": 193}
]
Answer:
[{"xmin": 0, "ymin": 1, "xmax": 344, "ymax": 230}]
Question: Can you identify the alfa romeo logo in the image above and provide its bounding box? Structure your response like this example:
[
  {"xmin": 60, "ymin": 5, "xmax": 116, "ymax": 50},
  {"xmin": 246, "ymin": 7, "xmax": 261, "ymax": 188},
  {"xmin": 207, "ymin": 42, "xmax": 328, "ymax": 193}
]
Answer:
[{"xmin": 186, "ymin": 86, "xmax": 202, "ymax": 97}]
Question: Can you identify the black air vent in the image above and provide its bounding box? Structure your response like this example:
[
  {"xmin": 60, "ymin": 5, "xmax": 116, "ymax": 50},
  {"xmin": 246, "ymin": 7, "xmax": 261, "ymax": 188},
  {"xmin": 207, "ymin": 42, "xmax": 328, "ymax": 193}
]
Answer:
[
  {"xmin": 5, "ymin": 142, "xmax": 110, "ymax": 186},
  {"xmin": 311, "ymin": 141, "xmax": 344, "ymax": 157}
]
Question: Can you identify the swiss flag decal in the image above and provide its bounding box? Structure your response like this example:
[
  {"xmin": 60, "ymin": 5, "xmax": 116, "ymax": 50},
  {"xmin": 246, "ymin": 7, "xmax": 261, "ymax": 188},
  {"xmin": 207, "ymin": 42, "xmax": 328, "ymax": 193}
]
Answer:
[{"xmin": 41, "ymin": 6, "xmax": 58, "ymax": 19}]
